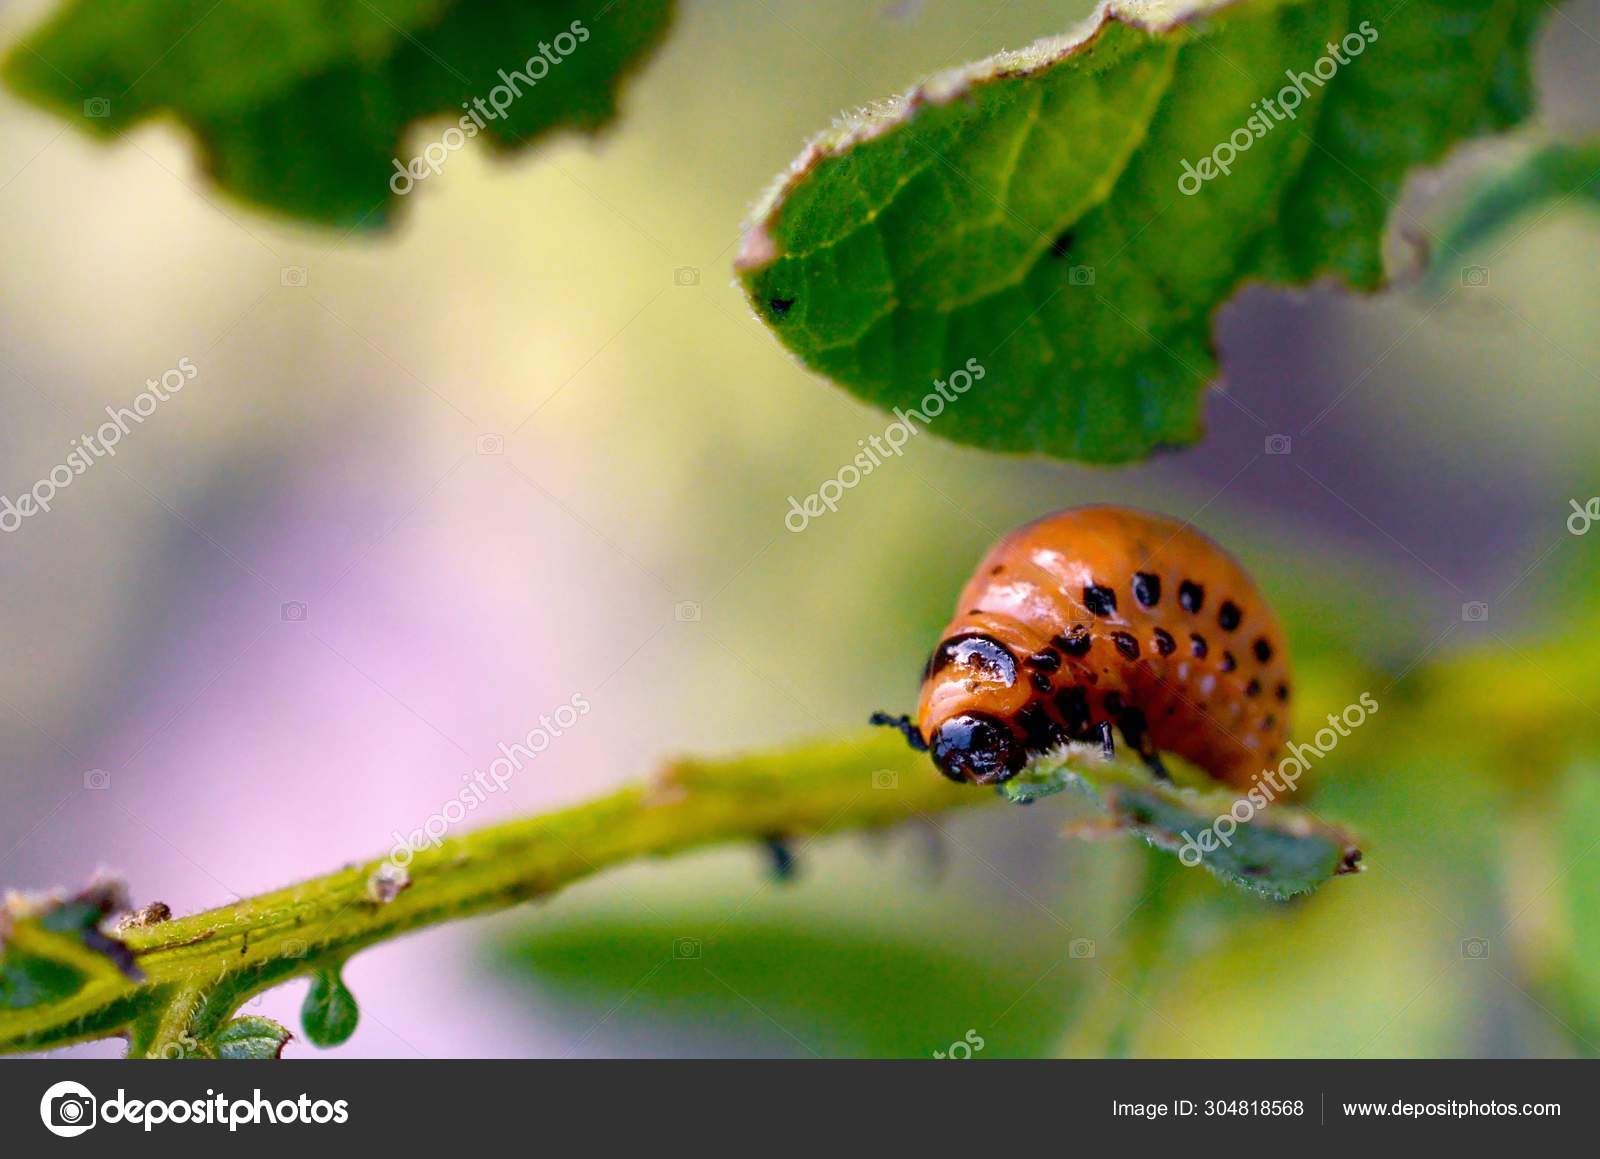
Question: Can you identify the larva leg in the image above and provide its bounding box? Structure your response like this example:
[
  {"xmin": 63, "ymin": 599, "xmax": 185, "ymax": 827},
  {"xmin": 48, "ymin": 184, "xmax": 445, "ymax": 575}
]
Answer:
[
  {"xmin": 1140, "ymin": 750, "xmax": 1171, "ymax": 781},
  {"xmin": 1095, "ymin": 720, "xmax": 1115, "ymax": 759},
  {"xmin": 869, "ymin": 711, "xmax": 927, "ymax": 752},
  {"xmin": 1115, "ymin": 707, "xmax": 1170, "ymax": 781},
  {"xmin": 763, "ymin": 835, "xmax": 797, "ymax": 882}
]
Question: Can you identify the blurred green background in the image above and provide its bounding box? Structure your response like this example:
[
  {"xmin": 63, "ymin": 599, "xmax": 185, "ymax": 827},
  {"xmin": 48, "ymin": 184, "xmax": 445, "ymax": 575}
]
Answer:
[{"xmin": 2, "ymin": 0, "xmax": 1599, "ymax": 1057}]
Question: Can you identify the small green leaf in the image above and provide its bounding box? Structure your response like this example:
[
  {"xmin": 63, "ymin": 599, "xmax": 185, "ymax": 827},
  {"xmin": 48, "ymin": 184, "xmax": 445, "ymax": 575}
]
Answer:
[
  {"xmin": 738, "ymin": 0, "xmax": 1548, "ymax": 462},
  {"xmin": 0, "ymin": 878, "xmax": 139, "ymax": 1011},
  {"xmin": 3, "ymin": 0, "xmax": 676, "ymax": 228},
  {"xmin": 301, "ymin": 966, "xmax": 359, "ymax": 1047},
  {"xmin": 999, "ymin": 743, "xmax": 1363, "ymax": 900},
  {"xmin": 213, "ymin": 1015, "xmax": 293, "ymax": 1060},
  {"xmin": 1426, "ymin": 140, "xmax": 1600, "ymax": 290}
]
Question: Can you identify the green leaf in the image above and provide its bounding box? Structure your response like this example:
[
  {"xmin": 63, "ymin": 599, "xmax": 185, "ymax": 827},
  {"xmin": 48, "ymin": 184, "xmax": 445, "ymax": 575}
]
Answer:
[
  {"xmin": 1425, "ymin": 139, "xmax": 1600, "ymax": 290},
  {"xmin": 301, "ymin": 966, "xmax": 359, "ymax": 1047},
  {"xmin": 999, "ymin": 743, "xmax": 1363, "ymax": 900},
  {"xmin": 213, "ymin": 1015, "xmax": 293, "ymax": 1059},
  {"xmin": 3, "ymin": 0, "xmax": 676, "ymax": 228},
  {"xmin": 0, "ymin": 879, "xmax": 139, "ymax": 1012},
  {"xmin": 737, "ymin": 0, "xmax": 1548, "ymax": 463}
]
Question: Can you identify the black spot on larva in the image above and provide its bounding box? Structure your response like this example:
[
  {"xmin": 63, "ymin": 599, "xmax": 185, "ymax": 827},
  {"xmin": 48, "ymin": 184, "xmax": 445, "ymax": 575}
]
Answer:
[
  {"xmin": 1276, "ymin": 682, "xmax": 1290, "ymax": 703},
  {"xmin": 1218, "ymin": 600, "xmax": 1242, "ymax": 631},
  {"xmin": 1179, "ymin": 580, "xmax": 1204, "ymax": 613},
  {"xmin": 1103, "ymin": 691, "xmax": 1124, "ymax": 715},
  {"xmin": 929, "ymin": 634, "xmax": 1018, "ymax": 687},
  {"xmin": 1055, "ymin": 686, "xmax": 1091, "ymax": 731},
  {"xmin": 1029, "ymin": 671, "xmax": 1053, "ymax": 695},
  {"xmin": 1152, "ymin": 628, "xmax": 1176, "ymax": 656},
  {"xmin": 1054, "ymin": 628, "xmax": 1092, "ymax": 657},
  {"xmin": 1083, "ymin": 583, "xmax": 1117, "ymax": 617},
  {"xmin": 1264, "ymin": 713, "xmax": 1277, "ymax": 729},
  {"xmin": 768, "ymin": 297, "xmax": 795, "ymax": 318},
  {"xmin": 1190, "ymin": 633, "xmax": 1208, "ymax": 658},
  {"xmin": 1253, "ymin": 637, "xmax": 1273, "ymax": 663},
  {"xmin": 1132, "ymin": 572, "xmax": 1161, "ymax": 607},
  {"xmin": 1245, "ymin": 678, "xmax": 1262, "ymax": 697},
  {"xmin": 1220, "ymin": 651, "xmax": 1237, "ymax": 673},
  {"xmin": 1049, "ymin": 230, "xmax": 1075, "ymax": 257},
  {"xmin": 1025, "ymin": 650, "xmax": 1061, "ymax": 673},
  {"xmin": 1110, "ymin": 631, "xmax": 1140, "ymax": 660}
]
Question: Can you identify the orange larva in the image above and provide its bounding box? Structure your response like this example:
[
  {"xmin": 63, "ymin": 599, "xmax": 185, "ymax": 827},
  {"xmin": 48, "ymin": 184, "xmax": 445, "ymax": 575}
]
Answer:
[{"xmin": 873, "ymin": 506, "xmax": 1290, "ymax": 789}]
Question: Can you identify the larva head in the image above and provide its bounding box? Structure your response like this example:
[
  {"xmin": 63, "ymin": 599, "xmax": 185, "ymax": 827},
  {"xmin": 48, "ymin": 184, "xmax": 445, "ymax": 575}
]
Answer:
[{"xmin": 916, "ymin": 633, "xmax": 1030, "ymax": 784}]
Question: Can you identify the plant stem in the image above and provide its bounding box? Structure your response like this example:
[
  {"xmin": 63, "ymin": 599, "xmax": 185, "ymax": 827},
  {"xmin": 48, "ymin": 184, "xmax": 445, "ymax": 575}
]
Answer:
[{"xmin": 2, "ymin": 730, "xmax": 982, "ymax": 1056}]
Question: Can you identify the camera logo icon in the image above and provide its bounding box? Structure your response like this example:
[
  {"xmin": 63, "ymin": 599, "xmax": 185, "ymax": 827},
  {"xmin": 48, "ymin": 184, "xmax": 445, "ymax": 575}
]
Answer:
[
  {"xmin": 674, "ymin": 601, "xmax": 701, "ymax": 622},
  {"xmin": 871, "ymin": 769, "xmax": 898, "ymax": 790},
  {"xmin": 83, "ymin": 769, "xmax": 111, "ymax": 791},
  {"xmin": 1461, "ymin": 601, "xmax": 1489, "ymax": 623},
  {"xmin": 280, "ymin": 266, "xmax": 309, "ymax": 287},
  {"xmin": 1265, "ymin": 434, "xmax": 1292, "ymax": 455},
  {"xmin": 1068, "ymin": 265, "xmax": 1095, "ymax": 286},
  {"xmin": 1461, "ymin": 937, "xmax": 1490, "ymax": 960},
  {"xmin": 673, "ymin": 266, "xmax": 700, "ymax": 287},
  {"xmin": 673, "ymin": 936, "xmax": 702, "ymax": 959},
  {"xmin": 1069, "ymin": 937, "xmax": 1096, "ymax": 959},
  {"xmin": 281, "ymin": 601, "xmax": 308, "ymax": 622},
  {"xmin": 40, "ymin": 1080, "xmax": 97, "ymax": 1137},
  {"xmin": 476, "ymin": 433, "xmax": 504, "ymax": 455},
  {"xmin": 1461, "ymin": 265, "xmax": 1490, "ymax": 288},
  {"xmin": 82, "ymin": 97, "xmax": 111, "ymax": 118}
]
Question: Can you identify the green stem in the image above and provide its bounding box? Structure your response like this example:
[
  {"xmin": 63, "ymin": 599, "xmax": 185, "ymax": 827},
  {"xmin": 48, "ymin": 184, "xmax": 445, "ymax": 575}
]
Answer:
[
  {"xmin": 1, "ymin": 730, "xmax": 984, "ymax": 1056},
  {"xmin": 1100, "ymin": 844, "xmax": 1191, "ymax": 1058}
]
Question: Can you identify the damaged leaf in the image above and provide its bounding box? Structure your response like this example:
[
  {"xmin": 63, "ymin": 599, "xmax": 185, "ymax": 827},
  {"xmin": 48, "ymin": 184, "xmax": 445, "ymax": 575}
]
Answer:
[
  {"xmin": 738, "ymin": 0, "xmax": 1549, "ymax": 463},
  {"xmin": 3, "ymin": 0, "xmax": 676, "ymax": 228},
  {"xmin": 998, "ymin": 743, "xmax": 1363, "ymax": 900}
]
